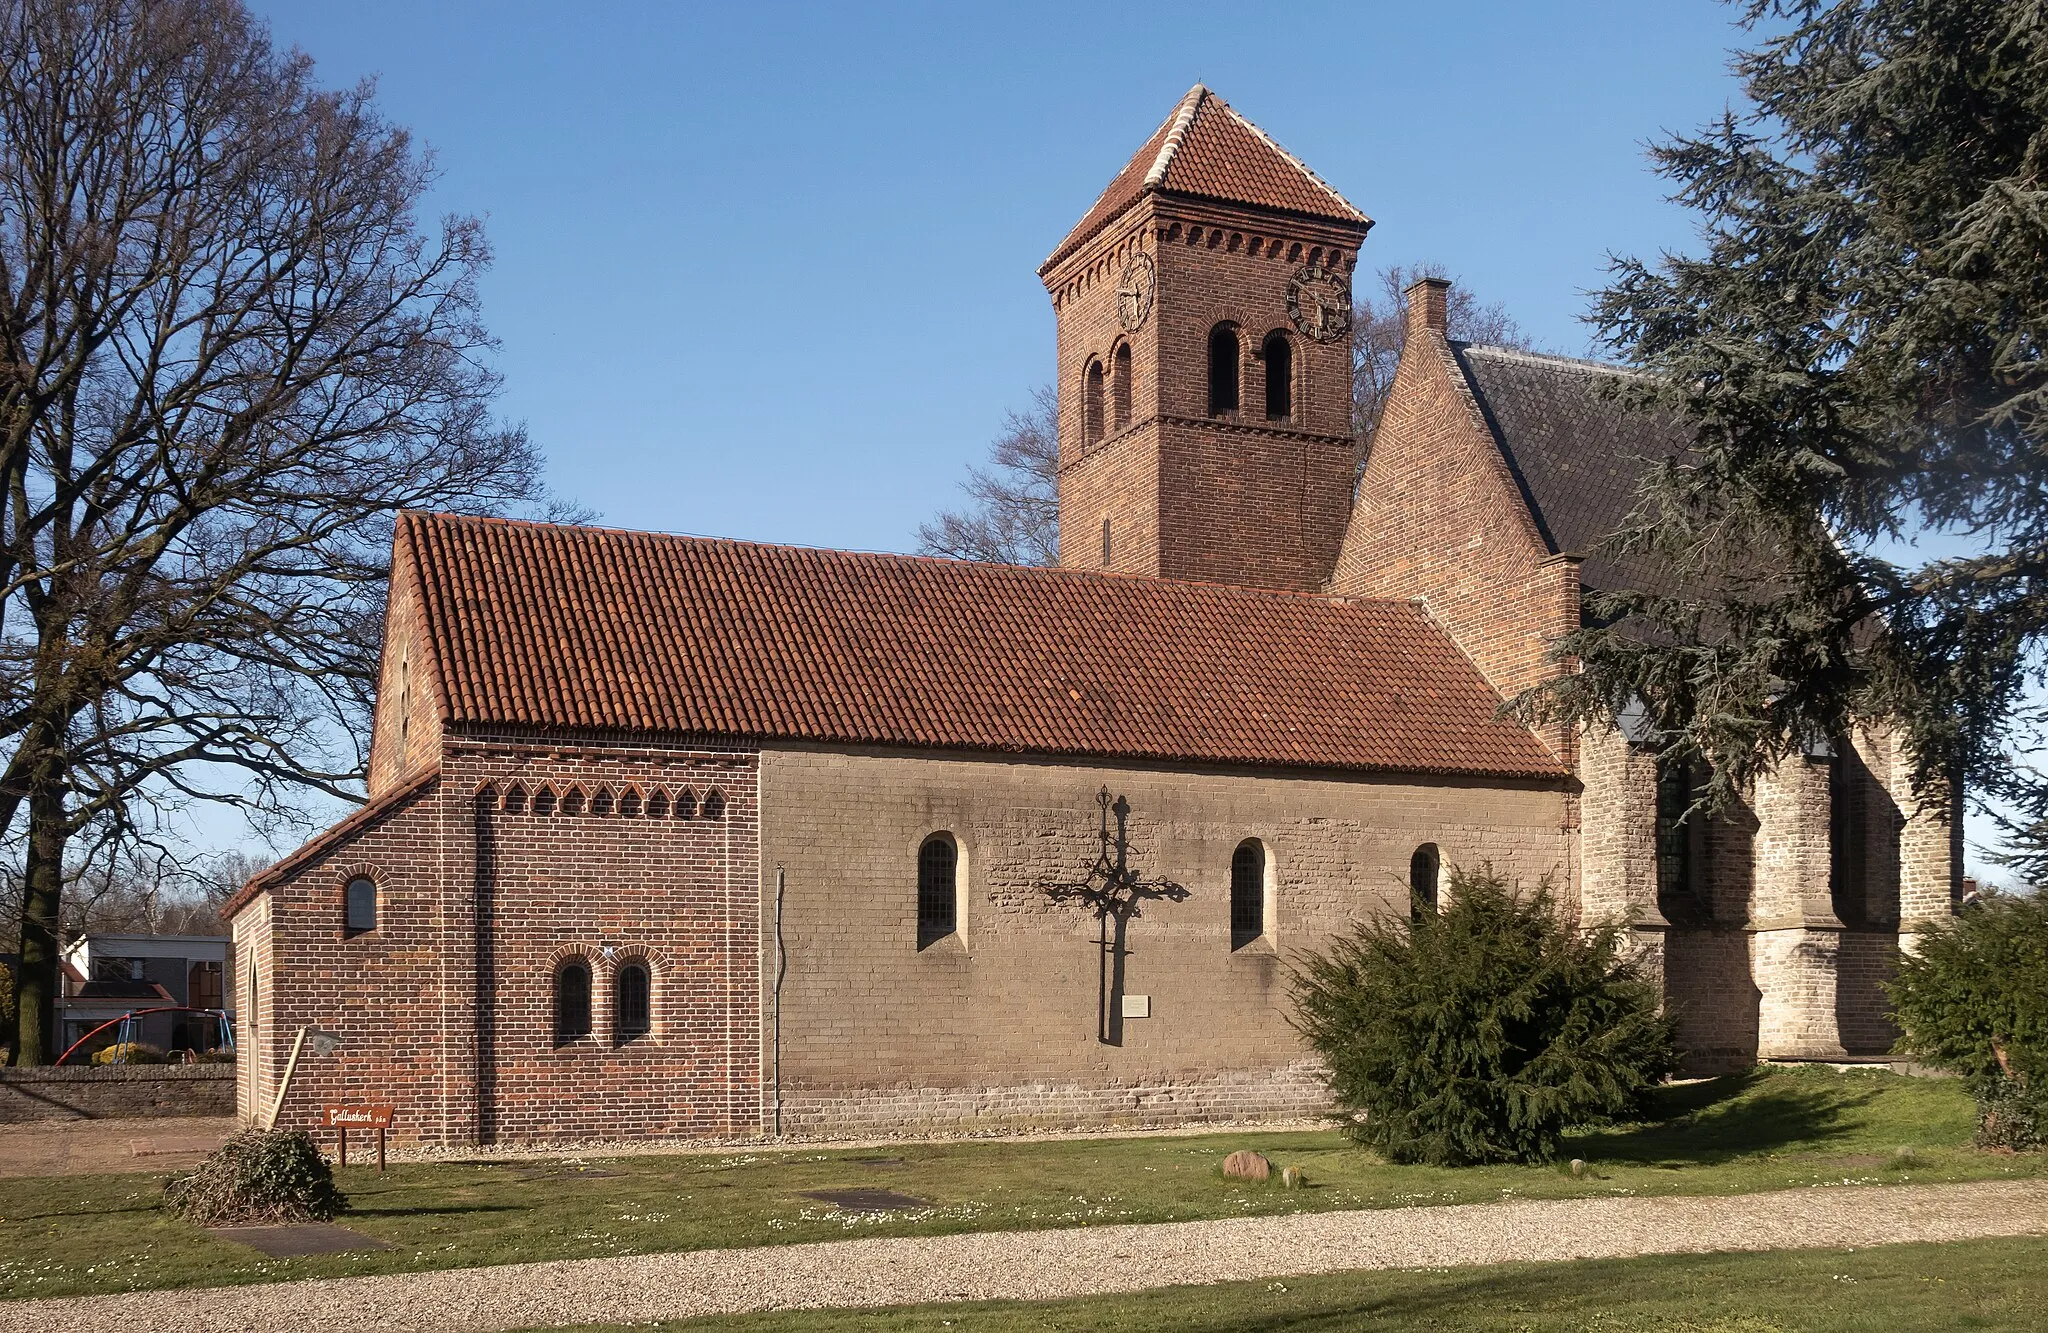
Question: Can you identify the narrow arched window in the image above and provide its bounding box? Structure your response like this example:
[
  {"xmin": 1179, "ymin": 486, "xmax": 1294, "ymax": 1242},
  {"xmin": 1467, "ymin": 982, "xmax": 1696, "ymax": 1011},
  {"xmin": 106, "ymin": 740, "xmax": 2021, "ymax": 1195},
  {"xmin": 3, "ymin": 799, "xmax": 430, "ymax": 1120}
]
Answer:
[
  {"xmin": 918, "ymin": 834, "xmax": 958, "ymax": 946},
  {"xmin": 345, "ymin": 877, "xmax": 377, "ymax": 934},
  {"xmin": 615, "ymin": 962, "xmax": 651, "ymax": 1042},
  {"xmin": 554, "ymin": 959, "xmax": 591, "ymax": 1045},
  {"xmin": 1084, "ymin": 359, "xmax": 1105, "ymax": 446},
  {"xmin": 1111, "ymin": 342, "xmax": 1133, "ymax": 432},
  {"xmin": 1655, "ymin": 756, "xmax": 1696, "ymax": 913},
  {"xmin": 1262, "ymin": 331, "xmax": 1292, "ymax": 422},
  {"xmin": 1230, "ymin": 840, "xmax": 1264, "ymax": 947},
  {"xmin": 1410, "ymin": 844, "xmax": 1440, "ymax": 921},
  {"xmin": 1208, "ymin": 323, "xmax": 1240, "ymax": 415}
]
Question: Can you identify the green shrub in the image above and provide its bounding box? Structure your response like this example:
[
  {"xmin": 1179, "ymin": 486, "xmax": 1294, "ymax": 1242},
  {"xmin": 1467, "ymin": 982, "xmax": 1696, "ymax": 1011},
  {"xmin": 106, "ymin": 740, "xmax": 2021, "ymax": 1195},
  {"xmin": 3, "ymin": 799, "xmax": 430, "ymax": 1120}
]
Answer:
[
  {"xmin": 1888, "ymin": 891, "xmax": 2048, "ymax": 1150},
  {"xmin": 163, "ymin": 1129, "xmax": 348, "ymax": 1225},
  {"xmin": 1292, "ymin": 864, "xmax": 1677, "ymax": 1166}
]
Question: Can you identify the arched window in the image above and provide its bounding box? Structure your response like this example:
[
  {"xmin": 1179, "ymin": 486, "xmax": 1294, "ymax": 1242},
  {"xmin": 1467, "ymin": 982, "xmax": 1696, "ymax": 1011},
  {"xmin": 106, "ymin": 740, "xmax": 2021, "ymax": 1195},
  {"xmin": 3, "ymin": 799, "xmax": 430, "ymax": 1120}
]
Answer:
[
  {"xmin": 1655, "ymin": 756, "xmax": 1697, "ymax": 914},
  {"xmin": 918, "ymin": 833, "xmax": 958, "ymax": 946},
  {"xmin": 1084, "ymin": 359, "xmax": 1105, "ymax": 446},
  {"xmin": 1409, "ymin": 844, "xmax": 1440, "ymax": 921},
  {"xmin": 1230, "ymin": 840, "xmax": 1265, "ymax": 947},
  {"xmin": 1111, "ymin": 343, "xmax": 1133, "ymax": 432},
  {"xmin": 345, "ymin": 876, "xmax": 377, "ymax": 934},
  {"xmin": 554, "ymin": 959, "xmax": 591, "ymax": 1045},
  {"xmin": 615, "ymin": 961, "xmax": 651, "ymax": 1042},
  {"xmin": 1101, "ymin": 517, "xmax": 1112, "ymax": 567},
  {"xmin": 1262, "ymin": 331, "xmax": 1293, "ymax": 422},
  {"xmin": 1208, "ymin": 323, "xmax": 1240, "ymax": 416}
]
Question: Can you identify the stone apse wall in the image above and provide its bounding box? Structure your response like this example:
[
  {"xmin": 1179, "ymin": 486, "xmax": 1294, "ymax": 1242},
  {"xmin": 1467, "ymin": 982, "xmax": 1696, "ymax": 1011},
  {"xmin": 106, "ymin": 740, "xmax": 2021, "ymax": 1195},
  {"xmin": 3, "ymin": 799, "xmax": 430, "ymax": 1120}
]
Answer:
[{"xmin": 1577, "ymin": 721, "xmax": 1952, "ymax": 1072}]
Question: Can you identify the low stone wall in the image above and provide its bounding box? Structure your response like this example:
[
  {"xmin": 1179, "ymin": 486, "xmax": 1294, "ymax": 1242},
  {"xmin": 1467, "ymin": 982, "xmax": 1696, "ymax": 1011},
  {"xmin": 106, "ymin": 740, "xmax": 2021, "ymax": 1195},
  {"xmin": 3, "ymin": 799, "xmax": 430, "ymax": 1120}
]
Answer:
[
  {"xmin": 0, "ymin": 1065, "xmax": 236, "ymax": 1122},
  {"xmin": 774, "ymin": 1061, "xmax": 1333, "ymax": 1140}
]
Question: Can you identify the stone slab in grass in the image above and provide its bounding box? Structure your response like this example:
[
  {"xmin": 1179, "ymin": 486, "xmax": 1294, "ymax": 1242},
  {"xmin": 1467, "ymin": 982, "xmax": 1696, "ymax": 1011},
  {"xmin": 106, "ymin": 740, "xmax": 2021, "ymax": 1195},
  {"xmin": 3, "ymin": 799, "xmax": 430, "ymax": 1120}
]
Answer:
[
  {"xmin": 798, "ymin": 1188, "xmax": 931, "ymax": 1212},
  {"xmin": 209, "ymin": 1223, "xmax": 394, "ymax": 1257}
]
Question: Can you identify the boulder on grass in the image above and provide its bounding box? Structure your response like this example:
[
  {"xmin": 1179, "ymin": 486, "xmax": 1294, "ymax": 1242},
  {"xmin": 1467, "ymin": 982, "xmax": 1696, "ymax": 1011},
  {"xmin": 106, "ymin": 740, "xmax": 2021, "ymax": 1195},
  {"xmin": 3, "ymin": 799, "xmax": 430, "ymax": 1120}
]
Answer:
[{"xmin": 1223, "ymin": 1150, "xmax": 1271, "ymax": 1182}]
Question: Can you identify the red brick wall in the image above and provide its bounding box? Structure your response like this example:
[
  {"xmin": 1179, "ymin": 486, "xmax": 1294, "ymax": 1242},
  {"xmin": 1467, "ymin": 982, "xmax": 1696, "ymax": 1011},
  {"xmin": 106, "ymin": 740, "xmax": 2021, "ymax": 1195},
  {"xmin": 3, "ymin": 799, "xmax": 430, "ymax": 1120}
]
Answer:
[
  {"xmin": 1045, "ymin": 197, "xmax": 1362, "ymax": 590},
  {"xmin": 366, "ymin": 529, "xmax": 444, "ymax": 796},
  {"xmin": 240, "ymin": 733, "xmax": 762, "ymax": 1146},
  {"xmin": 1327, "ymin": 285, "xmax": 1578, "ymax": 716}
]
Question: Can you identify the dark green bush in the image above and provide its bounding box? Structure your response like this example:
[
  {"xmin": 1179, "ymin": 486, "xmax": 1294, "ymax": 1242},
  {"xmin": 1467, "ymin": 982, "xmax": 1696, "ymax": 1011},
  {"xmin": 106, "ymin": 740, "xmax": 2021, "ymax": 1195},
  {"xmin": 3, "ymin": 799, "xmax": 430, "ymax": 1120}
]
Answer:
[
  {"xmin": 1888, "ymin": 891, "xmax": 2048, "ymax": 1151},
  {"xmin": 1292, "ymin": 864, "xmax": 1677, "ymax": 1166},
  {"xmin": 163, "ymin": 1128, "xmax": 348, "ymax": 1225}
]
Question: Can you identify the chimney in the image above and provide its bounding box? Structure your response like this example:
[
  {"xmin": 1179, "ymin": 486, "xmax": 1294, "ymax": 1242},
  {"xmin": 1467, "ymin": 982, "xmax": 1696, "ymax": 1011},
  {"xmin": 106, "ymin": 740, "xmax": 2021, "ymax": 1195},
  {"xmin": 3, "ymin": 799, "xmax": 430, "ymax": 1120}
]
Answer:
[{"xmin": 1405, "ymin": 276, "xmax": 1450, "ymax": 336}]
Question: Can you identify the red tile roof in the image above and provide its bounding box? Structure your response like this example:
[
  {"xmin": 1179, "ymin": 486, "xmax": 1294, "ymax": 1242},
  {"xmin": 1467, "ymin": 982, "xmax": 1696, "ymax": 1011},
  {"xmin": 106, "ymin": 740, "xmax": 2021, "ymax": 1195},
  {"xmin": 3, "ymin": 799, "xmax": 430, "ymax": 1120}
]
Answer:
[
  {"xmin": 1043, "ymin": 85, "xmax": 1370, "ymax": 273},
  {"xmin": 393, "ymin": 512, "xmax": 1564, "ymax": 782},
  {"xmin": 221, "ymin": 767, "xmax": 439, "ymax": 920}
]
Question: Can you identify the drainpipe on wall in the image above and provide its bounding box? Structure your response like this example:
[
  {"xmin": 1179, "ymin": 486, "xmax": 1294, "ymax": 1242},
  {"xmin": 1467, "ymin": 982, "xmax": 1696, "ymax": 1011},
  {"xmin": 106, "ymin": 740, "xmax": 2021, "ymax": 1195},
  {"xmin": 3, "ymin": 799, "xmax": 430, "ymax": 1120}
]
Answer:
[{"xmin": 773, "ymin": 865, "xmax": 786, "ymax": 1138}]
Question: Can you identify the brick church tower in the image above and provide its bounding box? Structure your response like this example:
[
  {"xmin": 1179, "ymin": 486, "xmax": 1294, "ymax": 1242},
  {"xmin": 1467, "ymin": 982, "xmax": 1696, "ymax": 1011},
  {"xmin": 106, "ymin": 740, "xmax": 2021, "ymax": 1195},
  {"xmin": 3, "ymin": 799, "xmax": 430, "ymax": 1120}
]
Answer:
[{"xmin": 1039, "ymin": 86, "xmax": 1371, "ymax": 591}]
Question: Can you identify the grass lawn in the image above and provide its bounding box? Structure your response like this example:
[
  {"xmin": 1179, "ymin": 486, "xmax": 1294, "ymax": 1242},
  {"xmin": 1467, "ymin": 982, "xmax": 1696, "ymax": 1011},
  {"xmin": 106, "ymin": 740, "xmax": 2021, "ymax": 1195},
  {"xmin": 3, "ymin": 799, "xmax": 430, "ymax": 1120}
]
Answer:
[
  {"xmin": 2, "ymin": 1067, "xmax": 2039, "ymax": 1302},
  {"xmin": 541, "ymin": 1235, "xmax": 2048, "ymax": 1332}
]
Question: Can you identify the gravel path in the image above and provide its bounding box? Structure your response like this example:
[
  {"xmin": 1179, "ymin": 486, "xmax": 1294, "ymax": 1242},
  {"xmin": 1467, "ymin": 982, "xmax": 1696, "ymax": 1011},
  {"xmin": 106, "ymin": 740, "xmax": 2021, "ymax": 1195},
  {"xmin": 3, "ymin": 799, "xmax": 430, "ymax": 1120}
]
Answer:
[{"xmin": 9, "ymin": 1179, "xmax": 2046, "ymax": 1332}]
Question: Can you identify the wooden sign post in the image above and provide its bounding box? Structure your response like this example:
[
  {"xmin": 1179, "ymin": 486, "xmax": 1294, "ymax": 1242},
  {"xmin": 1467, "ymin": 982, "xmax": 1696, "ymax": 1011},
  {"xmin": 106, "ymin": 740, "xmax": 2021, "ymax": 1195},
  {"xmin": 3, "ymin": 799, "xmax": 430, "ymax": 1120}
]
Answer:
[{"xmin": 322, "ymin": 1104, "xmax": 396, "ymax": 1172}]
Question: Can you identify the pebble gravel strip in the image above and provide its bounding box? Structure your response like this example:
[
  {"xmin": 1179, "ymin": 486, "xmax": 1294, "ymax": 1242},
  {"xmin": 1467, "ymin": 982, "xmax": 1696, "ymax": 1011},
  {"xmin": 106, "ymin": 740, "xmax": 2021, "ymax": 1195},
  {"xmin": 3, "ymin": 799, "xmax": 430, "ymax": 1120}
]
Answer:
[{"xmin": 8, "ymin": 1179, "xmax": 2046, "ymax": 1332}]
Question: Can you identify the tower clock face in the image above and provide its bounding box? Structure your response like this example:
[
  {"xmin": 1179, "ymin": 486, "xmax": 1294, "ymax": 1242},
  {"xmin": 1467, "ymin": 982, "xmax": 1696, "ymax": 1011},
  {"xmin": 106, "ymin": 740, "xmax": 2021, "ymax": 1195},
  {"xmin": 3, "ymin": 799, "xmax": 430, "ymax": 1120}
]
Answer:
[
  {"xmin": 1115, "ymin": 254, "xmax": 1156, "ymax": 333},
  {"xmin": 1287, "ymin": 263, "xmax": 1352, "ymax": 343}
]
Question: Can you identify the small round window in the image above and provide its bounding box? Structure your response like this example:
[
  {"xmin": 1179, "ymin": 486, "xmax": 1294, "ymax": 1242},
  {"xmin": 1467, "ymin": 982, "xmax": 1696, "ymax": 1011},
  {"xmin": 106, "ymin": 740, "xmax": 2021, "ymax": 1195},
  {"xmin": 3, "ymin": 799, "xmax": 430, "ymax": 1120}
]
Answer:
[{"xmin": 344, "ymin": 876, "xmax": 377, "ymax": 933}]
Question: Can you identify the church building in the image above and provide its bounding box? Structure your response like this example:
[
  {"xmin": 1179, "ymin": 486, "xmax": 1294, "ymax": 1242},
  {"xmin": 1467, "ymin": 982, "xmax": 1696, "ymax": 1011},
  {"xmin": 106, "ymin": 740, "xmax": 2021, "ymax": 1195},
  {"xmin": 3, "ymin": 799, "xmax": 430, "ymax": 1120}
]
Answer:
[{"xmin": 223, "ymin": 86, "xmax": 1957, "ymax": 1145}]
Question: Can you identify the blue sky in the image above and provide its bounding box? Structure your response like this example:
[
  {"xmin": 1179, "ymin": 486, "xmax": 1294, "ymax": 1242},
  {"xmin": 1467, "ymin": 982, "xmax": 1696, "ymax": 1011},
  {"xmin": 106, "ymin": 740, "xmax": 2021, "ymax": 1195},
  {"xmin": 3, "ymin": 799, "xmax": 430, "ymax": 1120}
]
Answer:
[
  {"xmin": 252, "ymin": 0, "xmax": 1754, "ymax": 552},
  {"xmin": 238, "ymin": 2, "xmax": 2018, "ymax": 882}
]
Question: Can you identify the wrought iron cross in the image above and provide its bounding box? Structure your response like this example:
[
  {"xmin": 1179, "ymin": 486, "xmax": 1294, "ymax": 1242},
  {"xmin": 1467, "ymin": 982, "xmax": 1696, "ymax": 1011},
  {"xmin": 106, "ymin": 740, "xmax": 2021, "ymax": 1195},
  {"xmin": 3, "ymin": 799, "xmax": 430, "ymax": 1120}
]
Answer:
[{"xmin": 1041, "ymin": 787, "xmax": 1188, "ymax": 1045}]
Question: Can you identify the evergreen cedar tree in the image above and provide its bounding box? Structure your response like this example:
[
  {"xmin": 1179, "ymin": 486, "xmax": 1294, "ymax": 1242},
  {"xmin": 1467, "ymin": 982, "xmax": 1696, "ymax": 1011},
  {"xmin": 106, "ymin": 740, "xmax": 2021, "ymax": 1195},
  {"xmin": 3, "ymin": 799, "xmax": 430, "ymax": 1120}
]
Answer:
[
  {"xmin": 1887, "ymin": 893, "xmax": 2048, "ymax": 1150},
  {"xmin": 1291, "ymin": 865, "xmax": 1676, "ymax": 1167},
  {"xmin": 0, "ymin": 0, "xmax": 553, "ymax": 1064},
  {"xmin": 1528, "ymin": 0, "xmax": 2048, "ymax": 878}
]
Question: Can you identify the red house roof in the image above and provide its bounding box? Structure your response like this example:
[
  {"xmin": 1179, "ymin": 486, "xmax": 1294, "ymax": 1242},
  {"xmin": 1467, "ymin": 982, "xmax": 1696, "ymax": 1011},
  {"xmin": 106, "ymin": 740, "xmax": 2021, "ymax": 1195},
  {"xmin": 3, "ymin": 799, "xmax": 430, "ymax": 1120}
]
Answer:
[
  {"xmin": 394, "ymin": 511, "xmax": 1564, "ymax": 782},
  {"xmin": 1043, "ymin": 85, "xmax": 1371, "ymax": 273}
]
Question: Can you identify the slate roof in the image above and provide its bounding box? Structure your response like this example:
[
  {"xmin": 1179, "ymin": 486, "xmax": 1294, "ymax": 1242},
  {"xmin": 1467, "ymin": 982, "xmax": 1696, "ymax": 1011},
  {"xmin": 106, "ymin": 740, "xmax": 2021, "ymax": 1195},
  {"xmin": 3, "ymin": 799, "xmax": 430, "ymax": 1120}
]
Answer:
[
  {"xmin": 1043, "ymin": 85, "xmax": 1370, "ymax": 273},
  {"xmin": 394, "ymin": 512, "xmax": 1565, "ymax": 782},
  {"xmin": 1450, "ymin": 344, "xmax": 1692, "ymax": 599}
]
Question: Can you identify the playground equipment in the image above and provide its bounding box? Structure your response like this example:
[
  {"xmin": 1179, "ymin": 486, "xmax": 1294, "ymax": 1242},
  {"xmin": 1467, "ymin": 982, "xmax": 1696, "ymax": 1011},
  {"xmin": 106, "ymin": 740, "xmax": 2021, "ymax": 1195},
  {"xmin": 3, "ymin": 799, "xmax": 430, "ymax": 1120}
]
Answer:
[{"xmin": 54, "ymin": 1006, "xmax": 235, "ymax": 1066}]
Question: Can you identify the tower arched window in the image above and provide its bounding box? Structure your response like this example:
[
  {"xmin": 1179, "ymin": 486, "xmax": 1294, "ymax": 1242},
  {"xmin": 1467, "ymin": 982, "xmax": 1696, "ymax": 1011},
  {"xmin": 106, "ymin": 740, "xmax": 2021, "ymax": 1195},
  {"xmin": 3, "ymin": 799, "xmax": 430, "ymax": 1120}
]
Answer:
[
  {"xmin": 554, "ymin": 959, "xmax": 591, "ymax": 1045},
  {"xmin": 1083, "ymin": 359, "xmax": 1105, "ymax": 447},
  {"xmin": 1208, "ymin": 323, "xmax": 1240, "ymax": 416},
  {"xmin": 1111, "ymin": 342, "xmax": 1133, "ymax": 432},
  {"xmin": 918, "ymin": 833, "xmax": 958, "ymax": 947},
  {"xmin": 1230, "ymin": 839, "xmax": 1265, "ymax": 948},
  {"xmin": 1410, "ymin": 844, "xmax": 1440, "ymax": 921},
  {"xmin": 614, "ymin": 961, "xmax": 651, "ymax": 1042},
  {"xmin": 1262, "ymin": 331, "xmax": 1293, "ymax": 422}
]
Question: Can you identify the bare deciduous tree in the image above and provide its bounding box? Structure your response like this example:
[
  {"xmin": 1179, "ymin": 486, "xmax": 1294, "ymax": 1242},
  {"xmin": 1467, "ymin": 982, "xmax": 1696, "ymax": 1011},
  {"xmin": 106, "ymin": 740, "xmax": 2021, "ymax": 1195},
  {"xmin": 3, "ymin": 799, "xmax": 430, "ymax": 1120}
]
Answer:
[
  {"xmin": 915, "ymin": 385, "xmax": 1058, "ymax": 567},
  {"xmin": 0, "ymin": 0, "xmax": 566, "ymax": 1062}
]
